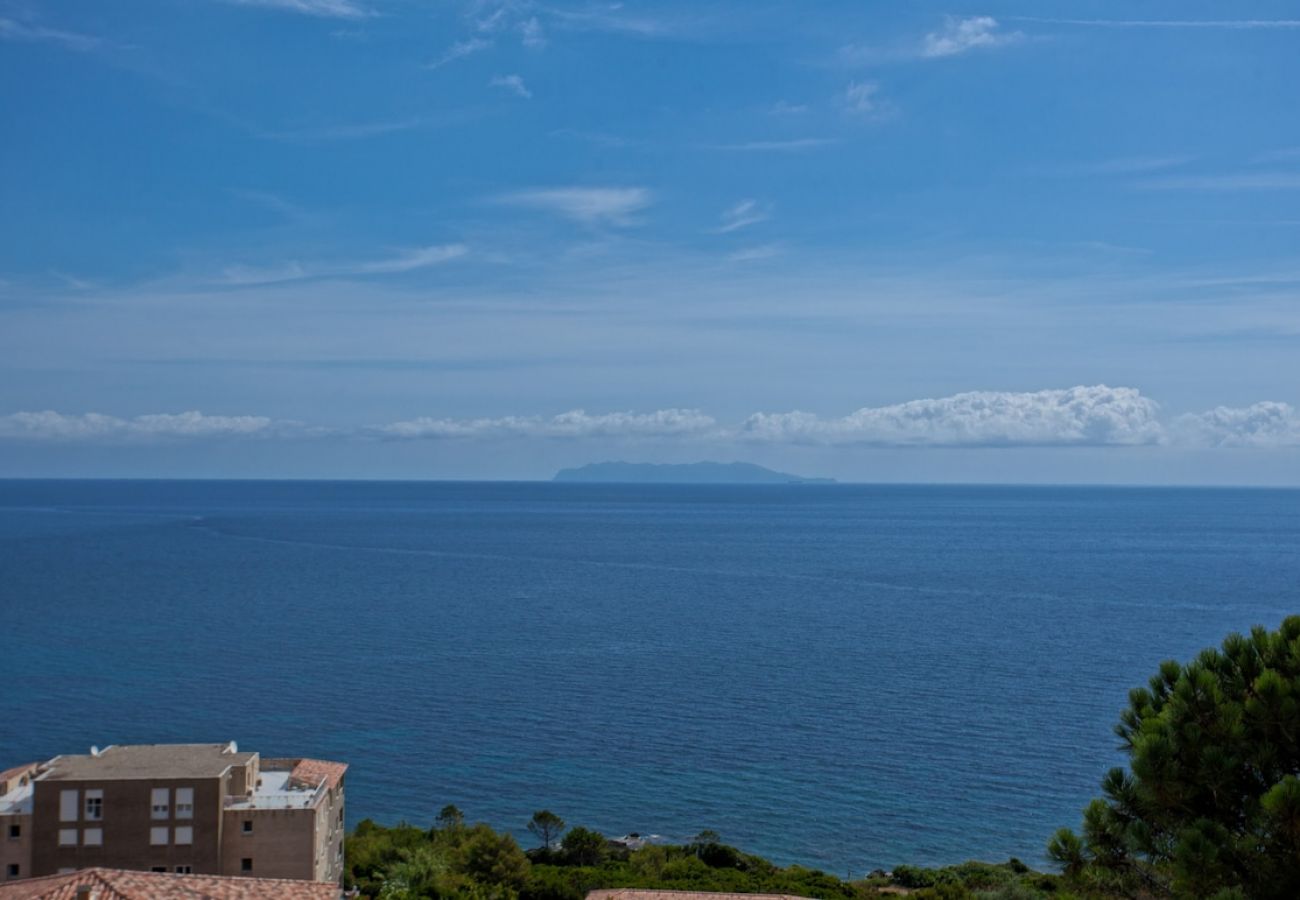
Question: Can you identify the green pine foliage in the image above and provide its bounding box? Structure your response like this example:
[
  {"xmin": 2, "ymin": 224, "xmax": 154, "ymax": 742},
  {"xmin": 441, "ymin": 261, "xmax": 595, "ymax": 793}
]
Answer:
[{"xmin": 1049, "ymin": 616, "xmax": 1300, "ymax": 899}]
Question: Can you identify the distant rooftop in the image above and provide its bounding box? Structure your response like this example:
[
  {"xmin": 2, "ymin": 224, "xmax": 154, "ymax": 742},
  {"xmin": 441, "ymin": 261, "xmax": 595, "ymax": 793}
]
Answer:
[
  {"xmin": 0, "ymin": 867, "xmax": 339, "ymax": 900},
  {"xmin": 37, "ymin": 743, "xmax": 255, "ymax": 782}
]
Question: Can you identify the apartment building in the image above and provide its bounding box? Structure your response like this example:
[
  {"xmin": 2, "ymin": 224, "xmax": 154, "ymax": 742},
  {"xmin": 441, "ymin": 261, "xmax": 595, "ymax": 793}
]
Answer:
[{"xmin": 0, "ymin": 744, "xmax": 346, "ymax": 885}]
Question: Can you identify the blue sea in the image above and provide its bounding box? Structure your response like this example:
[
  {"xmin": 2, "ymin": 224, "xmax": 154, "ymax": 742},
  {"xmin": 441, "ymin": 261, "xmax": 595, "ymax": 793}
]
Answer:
[{"xmin": 1, "ymin": 481, "xmax": 1297, "ymax": 874}]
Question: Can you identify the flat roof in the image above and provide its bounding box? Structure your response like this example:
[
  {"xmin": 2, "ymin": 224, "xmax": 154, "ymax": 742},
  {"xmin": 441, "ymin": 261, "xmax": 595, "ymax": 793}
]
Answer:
[{"xmin": 37, "ymin": 744, "xmax": 256, "ymax": 782}]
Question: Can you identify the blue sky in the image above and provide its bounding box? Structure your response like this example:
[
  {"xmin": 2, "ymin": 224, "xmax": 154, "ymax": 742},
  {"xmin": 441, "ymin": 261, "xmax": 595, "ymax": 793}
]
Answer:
[{"xmin": 1, "ymin": 0, "xmax": 1299, "ymax": 481}]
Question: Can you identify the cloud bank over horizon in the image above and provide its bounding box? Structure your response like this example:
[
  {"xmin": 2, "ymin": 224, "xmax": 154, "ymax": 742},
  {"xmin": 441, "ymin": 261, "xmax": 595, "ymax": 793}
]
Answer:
[{"xmin": 4, "ymin": 387, "xmax": 1297, "ymax": 451}]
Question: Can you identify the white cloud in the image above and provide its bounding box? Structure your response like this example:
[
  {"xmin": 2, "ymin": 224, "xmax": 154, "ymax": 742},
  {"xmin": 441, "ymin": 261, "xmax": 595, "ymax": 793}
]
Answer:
[
  {"xmin": 222, "ymin": 243, "xmax": 467, "ymax": 285},
  {"xmin": 843, "ymin": 81, "xmax": 883, "ymax": 115},
  {"xmin": 740, "ymin": 386, "xmax": 1165, "ymax": 447},
  {"xmin": 519, "ymin": 16, "xmax": 546, "ymax": 47},
  {"xmin": 1174, "ymin": 402, "xmax": 1300, "ymax": 447},
  {"xmin": 0, "ymin": 16, "xmax": 100, "ymax": 51},
  {"xmin": 716, "ymin": 199, "xmax": 770, "ymax": 233},
  {"xmin": 378, "ymin": 409, "xmax": 717, "ymax": 440},
  {"xmin": 0, "ymin": 411, "xmax": 289, "ymax": 442},
  {"xmin": 7, "ymin": 393, "xmax": 1298, "ymax": 451},
  {"xmin": 922, "ymin": 16, "xmax": 1021, "ymax": 58},
  {"xmin": 427, "ymin": 37, "xmax": 492, "ymax": 69},
  {"xmin": 489, "ymin": 73, "xmax": 533, "ymax": 99},
  {"xmin": 494, "ymin": 187, "xmax": 653, "ymax": 225},
  {"xmin": 228, "ymin": 0, "xmax": 371, "ymax": 19}
]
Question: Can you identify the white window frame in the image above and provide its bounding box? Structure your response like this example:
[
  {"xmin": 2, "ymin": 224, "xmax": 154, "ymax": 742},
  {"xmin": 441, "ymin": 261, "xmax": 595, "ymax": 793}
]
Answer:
[
  {"xmin": 58, "ymin": 828, "xmax": 78, "ymax": 847},
  {"xmin": 173, "ymin": 826, "xmax": 193, "ymax": 846},
  {"xmin": 84, "ymin": 789, "xmax": 103, "ymax": 821},
  {"xmin": 59, "ymin": 790, "xmax": 78, "ymax": 822},
  {"xmin": 151, "ymin": 788, "xmax": 169, "ymax": 820},
  {"xmin": 83, "ymin": 827, "xmax": 103, "ymax": 847},
  {"xmin": 150, "ymin": 826, "xmax": 169, "ymax": 846},
  {"xmin": 175, "ymin": 787, "xmax": 193, "ymax": 819}
]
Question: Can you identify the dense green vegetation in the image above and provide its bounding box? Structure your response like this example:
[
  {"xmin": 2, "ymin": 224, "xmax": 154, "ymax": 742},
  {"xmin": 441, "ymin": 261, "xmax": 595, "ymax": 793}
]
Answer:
[
  {"xmin": 345, "ymin": 816, "xmax": 1063, "ymax": 900},
  {"xmin": 1049, "ymin": 616, "xmax": 1300, "ymax": 899}
]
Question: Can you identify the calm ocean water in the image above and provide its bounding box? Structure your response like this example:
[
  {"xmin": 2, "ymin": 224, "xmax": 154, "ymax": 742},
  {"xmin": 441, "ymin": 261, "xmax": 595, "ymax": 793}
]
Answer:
[{"xmin": 1, "ymin": 481, "xmax": 1297, "ymax": 872}]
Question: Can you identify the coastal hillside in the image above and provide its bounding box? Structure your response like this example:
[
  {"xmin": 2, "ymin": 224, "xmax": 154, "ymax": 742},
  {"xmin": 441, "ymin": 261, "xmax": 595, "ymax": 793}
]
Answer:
[{"xmin": 553, "ymin": 461, "xmax": 836, "ymax": 484}]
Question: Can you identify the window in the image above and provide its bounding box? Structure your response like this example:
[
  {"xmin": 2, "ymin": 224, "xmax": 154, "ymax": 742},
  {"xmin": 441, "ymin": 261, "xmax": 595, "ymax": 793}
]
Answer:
[
  {"xmin": 83, "ymin": 828, "xmax": 103, "ymax": 847},
  {"xmin": 6, "ymin": 864, "xmax": 18, "ymax": 879},
  {"xmin": 151, "ymin": 787, "xmax": 169, "ymax": 819},
  {"xmin": 59, "ymin": 790, "xmax": 78, "ymax": 822},
  {"xmin": 175, "ymin": 866, "xmax": 193, "ymax": 874},
  {"xmin": 242, "ymin": 820, "xmax": 253, "ymax": 834},
  {"xmin": 85, "ymin": 789, "xmax": 103, "ymax": 821},
  {"xmin": 175, "ymin": 787, "xmax": 193, "ymax": 819},
  {"xmin": 58, "ymin": 828, "xmax": 77, "ymax": 846},
  {"xmin": 174, "ymin": 826, "xmax": 192, "ymax": 845},
  {"xmin": 7, "ymin": 824, "xmax": 18, "ymax": 839},
  {"xmin": 241, "ymin": 858, "xmax": 253, "ymax": 873},
  {"xmin": 150, "ymin": 867, "xmax": 167, "ymax": 873},
  {"xmin": 150, "ymin": 826, "xmax": 169, "ymax": 846}
]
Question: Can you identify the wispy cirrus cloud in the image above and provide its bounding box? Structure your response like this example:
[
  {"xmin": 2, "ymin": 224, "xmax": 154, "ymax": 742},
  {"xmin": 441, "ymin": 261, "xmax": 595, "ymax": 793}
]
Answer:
[
  {"xmin": 843, "ymin": 80, "xmax": 887, "ymax": 116},
  {"xmin": 519, "ymin": 16, "xmax": 546, "ymax": 47},
  {"xmin": 493, "ymin": 187, "xmax": 653, "ymax": 225},
  {"xmin": 727, "ymin": 243, "xmax": 783, "ymax": 263},
  {"xmin": 0, "ymin": 16, "xmax": 101, "ymax": 51},
  {"xmin": 426, "ymin": 37, "xmax": 492, "ymax": 68},
  {"xmin": 256, "ymin": 117, "xmax": 434, "ymax": 141},
  {"xmin": 227, "ymin": 0, "xmax": 372, "ymax": 18},
  {"xmin": 221, "ymin": 243, "xmax": 467, "ymax": 285},
  {"xmin": 1137, "ymin": 172, "xmax": 1300, "ymax": 191},
  {"xmin": 705, "ymin": 138, "xmax": 836, "ymax": 152},
  {"xmin": 1045, "ymin": 156, "xmax": 1195, "ymax": 177},
  {"xmin": 1009, "ymin": 17, "xmax": 1300, "ymax": 30},
  {"xmin": 715, "ymin": 200, "xmax": 770, "ymax": 234},
  {"xmin": 922, "ymin": 16, "xmax": 1022, "ymax": 58},
  {"xmin": 489, "ymin": 73, "xmax": 532, "ymax": 98}
]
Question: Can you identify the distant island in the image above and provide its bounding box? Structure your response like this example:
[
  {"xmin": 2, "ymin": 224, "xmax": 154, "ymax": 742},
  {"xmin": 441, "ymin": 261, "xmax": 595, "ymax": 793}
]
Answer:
[{"xmin": 553, "ymin": 461, "xmax": 836, "ymax": 484}]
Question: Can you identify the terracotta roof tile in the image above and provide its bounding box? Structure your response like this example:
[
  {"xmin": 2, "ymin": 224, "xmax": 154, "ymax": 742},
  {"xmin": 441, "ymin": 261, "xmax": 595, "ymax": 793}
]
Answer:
[
  {"xmin": 284, "ymin": 760, "xmax": 347, "ymax": 792},
  {"xmin": 0, "ymin": 869, "xmax": 338, "ymax": 900}
]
